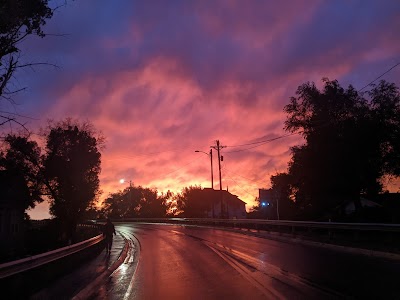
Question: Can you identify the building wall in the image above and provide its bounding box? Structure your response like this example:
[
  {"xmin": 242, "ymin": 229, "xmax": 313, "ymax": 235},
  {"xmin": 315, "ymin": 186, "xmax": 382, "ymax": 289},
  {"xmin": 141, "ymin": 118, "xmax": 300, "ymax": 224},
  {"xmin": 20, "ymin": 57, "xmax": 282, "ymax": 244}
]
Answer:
[
  {"xmin": 0, "ymin": 206, "xmax": 25, "ymax": 259},
  {"xmin": 227, "ymin": 202, "xmax": 246, "ymax": 219},
  {"xmin": 204, "ymin": 189, "xmax": 246, "ymax": 219}
]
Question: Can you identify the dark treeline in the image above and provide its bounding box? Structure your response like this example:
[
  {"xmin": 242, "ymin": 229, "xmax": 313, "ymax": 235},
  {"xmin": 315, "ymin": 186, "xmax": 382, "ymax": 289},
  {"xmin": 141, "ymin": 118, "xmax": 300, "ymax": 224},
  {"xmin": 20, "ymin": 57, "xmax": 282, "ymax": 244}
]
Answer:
[
  {"xmin": 1, "ymin": 82, "xmax": 399, "ymax": 262},
  {"xmin": 1, "ymin": 0, "xmax": 54, "ymax": 126},
  {"xmin": 97, "ymin": 185, "xmax": 207, "ymax": 219},
  {"xmin": 0, "ymin": 119, "xmax": 103, "ymax": 261},
  {"xmin": 250, "ymin": 79, "xmax": 400, "ymax": 222}
]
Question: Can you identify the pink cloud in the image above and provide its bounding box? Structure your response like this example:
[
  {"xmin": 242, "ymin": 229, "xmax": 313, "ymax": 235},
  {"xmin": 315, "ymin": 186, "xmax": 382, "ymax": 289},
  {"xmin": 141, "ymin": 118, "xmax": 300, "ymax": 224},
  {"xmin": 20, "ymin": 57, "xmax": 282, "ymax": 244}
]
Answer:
[
  {"xmin": 38, "ymin": 55, "xmax": 303, "ymax": 211},
  {"xmin": 21, "ymin": 1, "xmax": 399, "ymax": 219}
]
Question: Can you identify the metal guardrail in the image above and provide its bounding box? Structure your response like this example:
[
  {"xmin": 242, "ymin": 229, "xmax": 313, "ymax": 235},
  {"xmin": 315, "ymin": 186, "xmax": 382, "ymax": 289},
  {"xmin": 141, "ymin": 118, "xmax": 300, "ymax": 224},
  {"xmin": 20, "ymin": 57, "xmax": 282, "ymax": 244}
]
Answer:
[
  {"xmin": 0, "ymin": 234, "xmax": 104, "ymax": 279},
  {"xmin": 112, "ymin": 218, "xmax": 400, "ymax": 252},
  {"xmin": 112, "ymin": 217, "xmax": 400, "ymax": 232},
  {"xmin": 5, "ymin": 218, "xmax": 396, "ymax": 280}
]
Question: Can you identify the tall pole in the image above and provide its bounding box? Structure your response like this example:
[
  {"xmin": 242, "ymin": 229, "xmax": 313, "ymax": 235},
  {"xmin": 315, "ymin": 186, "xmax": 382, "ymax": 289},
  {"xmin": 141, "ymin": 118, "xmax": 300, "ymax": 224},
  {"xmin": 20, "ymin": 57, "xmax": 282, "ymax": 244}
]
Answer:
[
  {"xmin": 275, "ymin": 190, "xmax": 280, "ymax": 220},
  {"xmin": 211, "ymin": 140, "xmax": 226, "ymax": 218},
  {"xmin": 216, "ymin": 140, "xmax": 222, "ymax": 192},
  {"xmin": 210, "ymin": 149, "xmax": 213, "ymax": 189},
  {"xmin": 210, "ymin": 149, "xmax": 214, "ymax": 218},
  {"xmin": 129, "ymin": 180, "xmax": 132, "ymax": 202},
  {"xmin": 195, "ymin": 150, "xmax": 214, "ymax": 189}
]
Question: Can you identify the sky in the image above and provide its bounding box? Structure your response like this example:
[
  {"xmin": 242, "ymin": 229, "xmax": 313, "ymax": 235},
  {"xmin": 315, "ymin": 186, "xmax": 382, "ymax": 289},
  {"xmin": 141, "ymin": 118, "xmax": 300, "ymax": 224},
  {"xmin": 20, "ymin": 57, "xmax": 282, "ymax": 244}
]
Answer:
[{"xmin": 4, "ymin": 0, "xmax": 400, "ymax": 219}]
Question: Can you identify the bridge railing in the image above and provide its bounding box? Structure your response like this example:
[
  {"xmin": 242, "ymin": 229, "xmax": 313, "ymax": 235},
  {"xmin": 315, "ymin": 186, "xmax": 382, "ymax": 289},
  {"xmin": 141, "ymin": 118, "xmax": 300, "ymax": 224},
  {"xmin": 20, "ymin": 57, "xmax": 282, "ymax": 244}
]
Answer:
[
  {"xmin": 2, "ymin": 218, "xmax": 398, "ymax": 284},
  {"xmin": 115, "ymin": 218, "xmax": 400, "ymax": 252},
  {"xmin": 114, "ymin": 217, "xmax": 400, "ymax": 231},
  {"xmin": 0, "ymin": 231, "xmax": 104, "ymax": 280}
]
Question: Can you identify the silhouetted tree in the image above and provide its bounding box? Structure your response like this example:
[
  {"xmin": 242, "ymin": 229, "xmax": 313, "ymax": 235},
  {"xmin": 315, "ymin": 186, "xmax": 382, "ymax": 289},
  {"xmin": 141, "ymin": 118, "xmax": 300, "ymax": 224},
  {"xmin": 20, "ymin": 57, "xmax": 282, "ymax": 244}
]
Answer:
[
  {"xmin": 282, "ymin": 79, "xmax": 400, "ymax": 219},
  {"xmin": 0, "ymin": 134, "xmax": 43, "ymax": 209},
  {"xmin": 175, "ymin": 185, "xmax": 210, "ymax": 217},
  {"xmin": 248, "ymin": 175, "xmax": 297, "ymax": 220},
  {"xmin": 137, "ymin": 187, "xmax": 169, "ymax": 217},
  {"xmin": 247, "ymin": 197, "xmax": 263, "ymax": 219},
  {"xmin": 0, "ymin": 0, "xmax": 54, "ymax": 127},
  {"xmin": 104, "ymin": 185, "xmax": 171, "ymax": 218},
  {"xmin": 104, "ymin": 190, "xmax": 134, "ymax": 218},
  {"xmin": 43, "ymin": 119, "xmax": 102, "ymax": 242},
  {"xmin": 269, "ymin": 173, "xmax": 298, "ymax": 219}
]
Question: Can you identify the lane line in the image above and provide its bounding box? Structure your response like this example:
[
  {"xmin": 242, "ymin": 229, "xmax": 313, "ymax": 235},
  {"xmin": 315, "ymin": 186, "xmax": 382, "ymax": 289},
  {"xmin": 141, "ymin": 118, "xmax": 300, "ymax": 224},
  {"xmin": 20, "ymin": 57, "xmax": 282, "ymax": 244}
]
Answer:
[
  {"xmin": 207, "ymin": 243, "xmax": 286, "ymax": 299},
  {"xmin": 118, "ymin": 230, "xmax": 141, "ymax": 300},
  {"xmin": 168, "ymin": 225, "xmax": 347, "ymax": 298}
]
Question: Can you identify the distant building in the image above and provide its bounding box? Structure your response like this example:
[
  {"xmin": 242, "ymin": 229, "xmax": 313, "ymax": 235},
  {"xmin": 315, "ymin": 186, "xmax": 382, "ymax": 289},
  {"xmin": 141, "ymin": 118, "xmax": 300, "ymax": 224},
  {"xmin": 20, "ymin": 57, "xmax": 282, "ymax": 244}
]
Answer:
[
  {"xmin": 343, "ymin": 197, "xmax": 382, "ymax": 215},
  {"xmin": 258, "ymin": 188, "xmax": 279, "ymax": 219},
  {"xmin": 203, "ymin": 188, "xmax": 246, "ymax": 219},
  {"xmin": 259, "ymin": 189, "xmax": 274, "ymax": 205},
  {"xmin": 331, "ymin": 193, "xmax": 400, "ymax": 222}
]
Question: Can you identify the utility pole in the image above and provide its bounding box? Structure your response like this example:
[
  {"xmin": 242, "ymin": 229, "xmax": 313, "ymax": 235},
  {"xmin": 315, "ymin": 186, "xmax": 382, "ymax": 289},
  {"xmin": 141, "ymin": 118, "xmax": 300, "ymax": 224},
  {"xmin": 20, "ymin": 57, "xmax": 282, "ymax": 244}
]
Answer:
[
  {"xmin": 211, "ymin": 140, "xmax": 226, "ymax": 218},
  {"xmin": 210, "ymin": 149, "xmax": 213, "ymax": 190},
  {"xmin": 129, "ymin": 180, "xmax": 132, "ymax": 202},
  {"xmin": 275, "ymin": 190, "xmax": 280, "ymax": 220}
]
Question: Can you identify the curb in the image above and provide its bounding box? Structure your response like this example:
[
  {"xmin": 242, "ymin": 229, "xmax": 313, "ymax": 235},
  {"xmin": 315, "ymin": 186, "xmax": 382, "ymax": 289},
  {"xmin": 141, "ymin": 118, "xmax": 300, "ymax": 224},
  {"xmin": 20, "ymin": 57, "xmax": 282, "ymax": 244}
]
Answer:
[{"xmin": 71, "ymin": 233, "xmax": 129, "ymax": 300}]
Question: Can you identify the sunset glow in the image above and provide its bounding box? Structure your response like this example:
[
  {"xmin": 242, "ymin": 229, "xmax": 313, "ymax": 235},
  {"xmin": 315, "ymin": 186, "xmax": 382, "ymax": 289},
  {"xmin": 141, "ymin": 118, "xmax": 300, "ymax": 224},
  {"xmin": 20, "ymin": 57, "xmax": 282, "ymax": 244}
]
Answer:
[{"xmin": 13, "ymin": 0, "xmax": 399, "ymax": 219}]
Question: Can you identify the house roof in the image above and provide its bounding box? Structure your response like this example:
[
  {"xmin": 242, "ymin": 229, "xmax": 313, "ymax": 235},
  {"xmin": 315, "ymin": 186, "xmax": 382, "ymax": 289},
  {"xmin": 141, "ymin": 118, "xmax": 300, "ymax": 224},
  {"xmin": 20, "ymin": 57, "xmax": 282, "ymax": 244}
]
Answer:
[{"xmin": 203, "ymin": 188, "xmax": 246, "ymax": 205}]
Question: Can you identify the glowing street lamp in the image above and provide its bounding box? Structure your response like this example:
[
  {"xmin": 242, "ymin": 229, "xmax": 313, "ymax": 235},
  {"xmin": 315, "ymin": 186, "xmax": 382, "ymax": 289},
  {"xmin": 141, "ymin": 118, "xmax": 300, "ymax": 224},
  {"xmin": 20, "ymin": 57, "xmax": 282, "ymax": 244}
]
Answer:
[
  {"xmin": 195, "ymin": 149, "xmax": 213, "ymax": 189},
  {"xmin": 119, "ymin": 178, "xmax": 132, "ymax": 187},
  {"xmin": 120, "ymin": 178, "xmax": 133, "ymax": 201}
]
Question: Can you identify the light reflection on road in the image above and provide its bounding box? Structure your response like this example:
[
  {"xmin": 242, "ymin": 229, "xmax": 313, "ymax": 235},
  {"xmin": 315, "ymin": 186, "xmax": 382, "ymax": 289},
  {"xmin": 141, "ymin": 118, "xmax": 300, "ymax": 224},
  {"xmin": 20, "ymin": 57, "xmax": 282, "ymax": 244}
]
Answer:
[{"xmin": 92, "ymin": 223, "xmax": 400, "ymax": 300}]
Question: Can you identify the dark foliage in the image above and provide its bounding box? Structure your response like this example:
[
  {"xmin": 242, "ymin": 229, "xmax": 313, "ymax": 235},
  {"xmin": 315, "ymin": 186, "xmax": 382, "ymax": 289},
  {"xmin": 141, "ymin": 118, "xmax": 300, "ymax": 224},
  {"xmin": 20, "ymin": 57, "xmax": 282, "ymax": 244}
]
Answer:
[
  {"xmin": 272, "ymin": 79, "xmax": 400, "ymax": 220},
  {"xmin": 0, "ymin": 0, "xmax": 52, "ymax": 97},
  {"xmin": 104, "ymin": 185, "xmax": 171, "ymax": 218},
  {"xmin": 0, "ymin": 135, "xmax": 43, "ymax": 209},
  {"xmin": 175, "ymin": 185, "xmax": 212, "ymax": 218},
  {"xmin": 43, "ymin": 119, "xmax": 102, "ymax": 241}
]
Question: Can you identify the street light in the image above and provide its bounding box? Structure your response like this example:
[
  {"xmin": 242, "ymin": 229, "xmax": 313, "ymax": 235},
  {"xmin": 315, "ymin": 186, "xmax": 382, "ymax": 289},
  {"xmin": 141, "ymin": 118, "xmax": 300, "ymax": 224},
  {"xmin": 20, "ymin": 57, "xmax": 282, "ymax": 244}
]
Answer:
[
  {"xmin": 195, "ymin": 149, "xmax": 214, "ymax": 218},
  {"xmin": 195, "ymin": 149, "xmax": 213, "ymax": 189},
  {"xmin": 120, "ymin": 178, "xmax": 133, "ymax": 201}
]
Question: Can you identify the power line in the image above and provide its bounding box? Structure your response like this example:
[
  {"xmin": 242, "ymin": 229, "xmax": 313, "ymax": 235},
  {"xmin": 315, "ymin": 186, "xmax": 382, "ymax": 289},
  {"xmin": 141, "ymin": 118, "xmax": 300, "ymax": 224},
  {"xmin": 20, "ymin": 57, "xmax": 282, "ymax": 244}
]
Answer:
[
  {"xmin": 224, "ymin": 168, "xmax": 260, "ymax": 189},
  {"xmin": 158, "ymin": 155, "xmax": 204, "ymax": 177},
  {"xmin": 224, "ymin": 62, "xmax": 400, "ymax": 154},
  {"xmin": 222, "ymin": 164, "xmax": 268, "ymax": 188},
  {"xmin": 223, "ymin": 62, "xmax": 400, "ymax": 154},
  {"xmin": 223, "ymin": 171, "xmax": 257, "ymax": 199},
  {"xmin": 358, "ymin": 61, "xmax": 400, "ymax": 92},
  {"xmin": 224, "ymin": 132, "xmax": 300, "ymax": 153},
  {"xmin": 221, "ymin": 161, "xmax": 262, "ymax": 199},
  {"xmin": 226, "ymin": 132, "xmax": 295, "ymax": 148}
]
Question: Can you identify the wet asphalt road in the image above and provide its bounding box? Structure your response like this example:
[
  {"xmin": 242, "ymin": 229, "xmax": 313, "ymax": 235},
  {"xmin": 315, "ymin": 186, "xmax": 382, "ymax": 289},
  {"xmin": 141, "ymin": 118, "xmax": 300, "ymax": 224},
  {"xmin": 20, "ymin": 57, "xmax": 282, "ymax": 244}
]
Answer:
[{"xmin": 88, "ymin": 223, "xmax": 400, "ymax": 299}]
